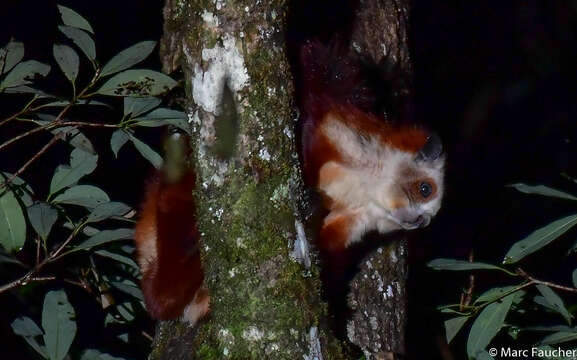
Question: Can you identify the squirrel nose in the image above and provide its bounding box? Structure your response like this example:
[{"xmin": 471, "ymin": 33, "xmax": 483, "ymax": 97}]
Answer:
[{"xmin": 410, "ymin": 215, "xmax": 426, "ymax": 228}]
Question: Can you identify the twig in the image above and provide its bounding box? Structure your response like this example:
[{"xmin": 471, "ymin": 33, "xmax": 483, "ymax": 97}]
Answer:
[
  {"xmin": 460, "ymin": 250, "xmax": 476, "ymax": 311},
  {"xmin": 0, "ymin": 70, "xmax": 102, "ymax": 152},
  {"xmin": 0, "ymin": 95, "xmax": 39, "ymax": 128},
  {"xmin": 0, "ymin": 133, "xmax": 63, "ymax": 190},
  {"xmin": 517, "ymin": 268, "xmax": 577, "ymax": 293},
  {"xmin": 0, "ymin": 226, "xmax": 81, "ymax": 295},
  {"xmin": 142, "ymin": 331, "xmax": 154, "ymax": 342}
]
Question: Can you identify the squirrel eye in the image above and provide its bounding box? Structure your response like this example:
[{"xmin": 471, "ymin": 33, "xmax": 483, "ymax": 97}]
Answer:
[{"xmin": 419, "ymin": 182, "xmax": 433, "ymax": 198}]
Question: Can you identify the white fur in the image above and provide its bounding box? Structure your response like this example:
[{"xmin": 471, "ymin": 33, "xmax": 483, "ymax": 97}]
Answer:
[
  {"xmin": 182, "ymin": 289, "xmax": 210, "ymax": 326},
  {"xmin": 320, "ymin": 114, "xmax": 445, "ymax": 246}
]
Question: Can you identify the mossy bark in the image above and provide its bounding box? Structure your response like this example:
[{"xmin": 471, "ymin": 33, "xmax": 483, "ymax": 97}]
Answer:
[
  {"xmin": 153, "ymin": 0, "xmax": 413, "ymax": 359},
  {"xmin": 153, "ymin": 0, "xmax": 346, "ymax": 359}
]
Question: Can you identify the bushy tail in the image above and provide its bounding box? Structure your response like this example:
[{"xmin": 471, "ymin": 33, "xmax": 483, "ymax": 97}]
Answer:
[{"xmin": 135, "ymin": 131, "xmax": 205, "ymax": 321}]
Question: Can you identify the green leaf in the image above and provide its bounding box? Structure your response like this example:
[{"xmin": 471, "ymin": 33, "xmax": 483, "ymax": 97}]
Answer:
[
  {"xmin": 49, "ymin": 148, "xmax": 98, "ymax": 194},
  {"xmin": 133, "ymin": 108, "xmax": 191, "ymax": 134},
  {"xmin": 11, "ymin": 317, "xmax": 47, "ymax": 358},
  {"xmin": 62, "ymin": 222, "xmax": 100, "ymax": 236},
  {"xmin": 12, "ymin": 316, "xmax": 43, "ymax": 337},
  {"xmin": 524, "ymin": 325, "xmax": 573, "ymax": 332},
  {"xmin": 0, "ymin": 185, "xmax": 27, "ymax": 252},
  {"xmin": 86, "ymin": 202, "xmax": 131, "ymax": 223},
  {"xmin": 100, "ymin": 41, "xmax": 157, "ymax": 77},
  {"xmin": 97, "ymin": 69, "xmax": 177, "ymax": 97},
  {"xmin": 95, "ymin": 250, "xmax": 138, "ymax": 268},
  {"xmin": 129, "ymin": 134, "xmax": 163, "ymax": 168},
  {"xmin": 540, "ymin": 331, "xmax": 577, "ymax": 345},
  {"xmin": 1, "ymin": 172, "xmax": 34, "ymax": 207},
  {"xmin": 116, "ymin": 302, "xmax": 135, "ymax": 322},
  {"xmin": 27, "ymin": 202, "xmax": 59, "ymax": 241},
  {"xmin": 572, "ymin": 269, "xmax": 577, "ymax": 288},
  {"xmin": 57, "ymin": 5, "xmax": 94, "ymax": 34},
  {"xmin": 52, "ymin": 185, "xmax": 109, "ymax": 208},
  {"xmin": 32, "ymin": 119, "xmax": 95, "ymax": 154},
  {"xmin": 444, "ymin": 316, "xmax": 469, "ymax": 344},
  {"xmin": 53, "ymin": 126, "xmax": 95, "ymax": 154},
  {"xmin": 1, "ymin": 40, "xmax": 24, "ymax": 74},
  {"xmin": 466, "ymin": 293, "xmax": 515, "ymax": 358},
  {"xmin": 36, "ymin": 100, "xmax": 110, "ymax": 108},
  {"xmin": 0, "ymin": 60, "xmax": 51, "ymax": 90},
  {"xmin": 72, "ymin": 228, "xmax": 134, "ymax": 252},
  {"xmin": 2, "ymin": 85, "xmax": 52, "ymax": 97},
  {"xmin": 503, "ymin": 214, "xmax": 577, "ymax": 263},
  {"xmin": 80, "ymin": 349, "xmax": 126, "ymax": 360},
  {"xmin": 509, "ymin": 183, "xmax": 577, "ymax": 201},
  {"xmin": 536, "ymin": 285, "xmax": 573, "ymax": 324},
  {"xmin": 474, "ymin": 286, "xmax": 519, "ymax": 304},
  {"xmin": 53, "ymin": 44, "xmax": 79, "ymax": 84},
  {"xmin": 42, "ymin": 290, "xmax": 77, "ymax": 360},
  {"xmin": 58, "ymin": 26, "xmax": 96, "ymax": 61},
  {"xmin": 110, "ymin": 129, "xmax": 130, "ymax": 158},
  {"xmin": 124, "ymin": 96, "xmax": 161, "ymax": 117},
  {"xmin": 110, "ymin": 281, "xmax": 144, "ymax": 301},
  {"xmin": 428, "ymin": 258, "xmax": 506, "ymax": 272}
]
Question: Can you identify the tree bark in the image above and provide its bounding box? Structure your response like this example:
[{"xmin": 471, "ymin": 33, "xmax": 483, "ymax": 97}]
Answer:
[
  {"xmin": 345, "ymin": 2, "xmax": 412, "ymax": 358},
  {"xmin": 153, "ymin": 0, "xmax": 412, "ymax": 359},
  {"xmin": 153, "ymin": 0, "xmax": 346, "ymax": 359}
]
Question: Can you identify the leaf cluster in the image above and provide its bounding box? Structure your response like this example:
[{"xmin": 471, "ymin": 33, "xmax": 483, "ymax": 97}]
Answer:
[
  {"xmin": 0, "ymin": 5, "xmax": 189, "ymax": 359},
  {"xmin": 429, "ymin": 182, "xmax": 577, "ymax": 359}
]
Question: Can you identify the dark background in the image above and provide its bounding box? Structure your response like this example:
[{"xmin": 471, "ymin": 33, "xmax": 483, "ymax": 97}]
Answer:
[{"xmin": 1, "ymin": 0, "xmax": 577, "ymax": 359}]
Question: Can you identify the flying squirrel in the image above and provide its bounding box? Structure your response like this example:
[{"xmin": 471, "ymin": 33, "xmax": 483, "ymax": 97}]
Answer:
[{"xmin": 297, "ymin": 40, "xmax": 445, "ymax": 254}]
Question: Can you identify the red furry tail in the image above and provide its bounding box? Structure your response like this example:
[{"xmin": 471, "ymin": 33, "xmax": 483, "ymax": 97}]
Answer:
[{"xmin": 134, "ymin": 133, "xmax": 209, "ymax": 323}]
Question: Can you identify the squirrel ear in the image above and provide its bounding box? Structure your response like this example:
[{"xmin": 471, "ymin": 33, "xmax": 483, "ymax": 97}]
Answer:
[{"xmin": 415, "ymin": 133, "xmax": 443, "ymax": 162}]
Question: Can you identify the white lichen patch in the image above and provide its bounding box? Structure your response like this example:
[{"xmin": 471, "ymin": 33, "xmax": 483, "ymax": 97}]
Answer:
[
  {"xmin": 242, "ymin": 326, "xmax": 264, "ymax": 342},
  {"xmin": 191, "ymin": 34, "xmax": 249, "ymax": 115},
  {"xmin": 201, "ymin": 10, "xmax": 219, "ymax": 27},
  {"xmin": 269, "ymin": 182, "xmax": 289, "ymax": 206},
  {"xmin": 390, "ymin": 248, "xmax": 398, "ymax": 263},
  {"xmin": 236, "ymin": 237, "xmax": 247, "ymax": 249},
  {"xmin": 290, "ymin": 220, "xmax": 311, "ymax": 269},
  {"xmin": 304, "ymin": 326, "xmax": 323, "ymax": 360},
  {"xmin": 383, "ymin": 284, "xmax": 394, "ymax": 299},
  {"xmin": 218, "ymin": 328, "xmax": 235, "ymax": 349},
  {"xmin": 369, "ymin": 316, "xmax": 378, "ymax": 330},
  {"xmin": 283, "ymin": 126, "xmax": 292, "ymax": 139},
  {"xmin": 266, "ymin": 343, "xmax": 280, "ymax": 355},
  {"xmin": 258, "ymin": 147, "xmax": 271, "ymax": 161}
]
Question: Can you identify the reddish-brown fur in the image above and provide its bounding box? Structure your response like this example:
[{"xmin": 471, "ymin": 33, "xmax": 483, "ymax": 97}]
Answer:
[
  {"xmin": 299, "ymin": 41, "xmax": 430, "ymax": 254},
  {"xmin": 134, "ymin": 171, "xmax": 206, "ymax": 320}
]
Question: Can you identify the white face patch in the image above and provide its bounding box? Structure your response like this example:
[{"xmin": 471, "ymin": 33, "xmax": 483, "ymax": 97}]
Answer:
[{"xmin": 319, "ymin": 114, "xmax": 445, "ymax": 246}]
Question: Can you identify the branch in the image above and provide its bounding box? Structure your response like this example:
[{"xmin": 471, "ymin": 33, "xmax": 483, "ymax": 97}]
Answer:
[
  {"xmin": 0, "ymin": 226, "xmax": 81, "ymax": 295},
  {"xmin": 517, "ymin": 268, "xmax": 577, "ymax": 294},
  {"xmin": 0, "ymin": 95, "xmax": 39, "ymax": 128},
  {"xmin": 0, "ymin": 133, "xmax": 63, "ymax": 190}
]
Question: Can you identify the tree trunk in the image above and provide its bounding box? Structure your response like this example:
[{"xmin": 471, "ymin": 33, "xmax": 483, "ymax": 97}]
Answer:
[
  {"xmin": 152, "ymin": 0, "xmax": 412, "ymax": 359},
  {"xmin": 345, "ymin": 2, "xmax": 412, "ymax": 358}
]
